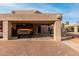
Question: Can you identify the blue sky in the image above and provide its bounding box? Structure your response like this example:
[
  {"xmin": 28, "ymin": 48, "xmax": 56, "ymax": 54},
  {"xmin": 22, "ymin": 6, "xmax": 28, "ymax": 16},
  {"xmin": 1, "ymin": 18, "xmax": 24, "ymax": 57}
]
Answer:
[{"xmin": 0, "ymin": 3, "xmax": 79, "ymax": 24}]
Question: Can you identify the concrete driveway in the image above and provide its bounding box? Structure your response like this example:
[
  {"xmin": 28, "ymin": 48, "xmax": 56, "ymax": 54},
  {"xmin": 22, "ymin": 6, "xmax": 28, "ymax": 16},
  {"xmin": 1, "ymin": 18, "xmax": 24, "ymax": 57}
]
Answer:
[{"xmin": 0, "ymin": 39, "xmax": 79, "ymax": 56}]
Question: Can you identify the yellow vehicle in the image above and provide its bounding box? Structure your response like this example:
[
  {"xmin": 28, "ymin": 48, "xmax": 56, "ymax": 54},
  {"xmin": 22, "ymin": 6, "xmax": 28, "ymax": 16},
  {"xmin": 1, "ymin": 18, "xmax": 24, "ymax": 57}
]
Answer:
[{"xmin": 17, "ymin": 24, "xmax": 33, "ymax": 38}]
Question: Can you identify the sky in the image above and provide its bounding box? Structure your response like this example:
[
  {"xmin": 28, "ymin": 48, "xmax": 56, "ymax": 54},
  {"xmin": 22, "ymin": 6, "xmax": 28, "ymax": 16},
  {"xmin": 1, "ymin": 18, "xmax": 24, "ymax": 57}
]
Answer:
[{"xmin": 0, "ymin": 3, "xmax": 79, "ymax": 24}]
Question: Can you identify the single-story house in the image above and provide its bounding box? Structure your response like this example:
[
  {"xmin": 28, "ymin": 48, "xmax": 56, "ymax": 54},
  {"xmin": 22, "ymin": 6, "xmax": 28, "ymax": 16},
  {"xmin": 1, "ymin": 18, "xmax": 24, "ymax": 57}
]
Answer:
[{"xmin": 0, "ymin": 10, "xmax": 62, "ymax": 41}]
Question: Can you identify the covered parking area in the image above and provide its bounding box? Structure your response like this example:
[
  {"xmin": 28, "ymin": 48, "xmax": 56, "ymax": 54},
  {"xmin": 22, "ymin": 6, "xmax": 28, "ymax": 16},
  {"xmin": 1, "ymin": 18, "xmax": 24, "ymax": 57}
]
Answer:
[
  {"xmin": 10, "ymin": 21, "xmax": 52, "ymax": 38},
  {"xmin": 0, "ymin": 10, "xmax": 62, "ymax": 41}
]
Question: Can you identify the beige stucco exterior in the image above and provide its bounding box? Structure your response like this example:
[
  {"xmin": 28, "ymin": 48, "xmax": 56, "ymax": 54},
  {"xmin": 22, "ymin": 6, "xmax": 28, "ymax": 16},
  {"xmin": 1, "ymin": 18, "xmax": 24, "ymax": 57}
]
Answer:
[
  {"xmin": 0, "ymin": 10, "xmax": 62, "ymax": 41},
  {"xmin": 65, "ymin": 24, "xmax": 79, "ymax": 34}
]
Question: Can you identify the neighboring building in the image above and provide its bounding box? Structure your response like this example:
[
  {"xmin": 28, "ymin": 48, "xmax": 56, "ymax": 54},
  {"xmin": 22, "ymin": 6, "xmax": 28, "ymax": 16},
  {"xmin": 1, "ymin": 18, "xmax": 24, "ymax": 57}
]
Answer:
[
  {"xmin": 0, "ymin": 10, "xmax": 62, "ymax": 41},
  {"xmin": 65, "ymin": 24, "xmax": 79, "ymax": 34}
]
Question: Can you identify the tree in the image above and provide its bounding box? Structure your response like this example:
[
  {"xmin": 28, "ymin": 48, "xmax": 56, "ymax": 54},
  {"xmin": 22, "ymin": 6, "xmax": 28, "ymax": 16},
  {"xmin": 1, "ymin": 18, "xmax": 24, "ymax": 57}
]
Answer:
[
  {"xmin": 65, "ymin": 21, "xmax": 69, "ymax": 25},
  {"xmin": 77, "ymin": 21, "xmax": 79, "ymax": 24},
  {"xmin": 61, "ymin": 23, "xmax": 65, "ymax": 33},
  {"xmin": 61, "ymin": 23, "xmax": 64, "ymax": 29},
  {"xmin": 61, "ymin": 23, "xmax": 67, "ymax": 37}
]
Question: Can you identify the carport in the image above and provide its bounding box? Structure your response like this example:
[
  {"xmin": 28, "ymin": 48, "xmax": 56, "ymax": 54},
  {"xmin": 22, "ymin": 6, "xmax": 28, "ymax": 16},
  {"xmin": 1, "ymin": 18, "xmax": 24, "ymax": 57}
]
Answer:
[
  {"xmin": 10, "ymin": 21, "xmax": 51, "ymax": 38},
  {"xmin": 0, "ymin": 10, "xmax": 62, "ymax": 41}
]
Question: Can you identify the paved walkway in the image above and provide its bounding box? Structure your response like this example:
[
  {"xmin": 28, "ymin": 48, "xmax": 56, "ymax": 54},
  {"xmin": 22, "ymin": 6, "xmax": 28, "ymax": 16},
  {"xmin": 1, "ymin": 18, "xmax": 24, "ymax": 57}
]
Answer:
[
  {"xmin": 63, "ymin": 40, "xmax": 79, "ymax": 53},
  {"xmin": 0, "ymin": 40, "xmax": 79, "ymax": 56},
  {"xmin": 62, "ymin": 38, "xmax": 79, "ymax": 53}
]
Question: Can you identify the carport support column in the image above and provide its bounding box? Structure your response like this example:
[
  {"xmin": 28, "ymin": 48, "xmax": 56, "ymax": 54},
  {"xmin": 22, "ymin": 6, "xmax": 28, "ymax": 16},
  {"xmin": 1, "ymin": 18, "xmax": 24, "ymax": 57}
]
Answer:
[
  {"xmin": 54, "ymin": 20, "xmax": 61, "ymax": 41},
  {"xmin": 3, "ymin": 21, "xmax": 9, "ymax": 40}
]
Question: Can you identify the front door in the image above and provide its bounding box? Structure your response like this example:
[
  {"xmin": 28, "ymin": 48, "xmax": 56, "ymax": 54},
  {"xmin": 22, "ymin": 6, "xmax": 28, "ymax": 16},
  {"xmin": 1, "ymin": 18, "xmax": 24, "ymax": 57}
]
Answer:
[{"xmin": 38, "ymin": 25, "xmax": 41, "ymax": 33}]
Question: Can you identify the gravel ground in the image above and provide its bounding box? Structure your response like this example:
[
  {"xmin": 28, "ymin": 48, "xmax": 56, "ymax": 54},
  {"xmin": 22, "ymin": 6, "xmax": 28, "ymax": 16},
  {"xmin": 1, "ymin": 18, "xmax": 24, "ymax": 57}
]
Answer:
[{"xmin": 0, "ymin": 40, "xmax": 79, "ymax": 56}]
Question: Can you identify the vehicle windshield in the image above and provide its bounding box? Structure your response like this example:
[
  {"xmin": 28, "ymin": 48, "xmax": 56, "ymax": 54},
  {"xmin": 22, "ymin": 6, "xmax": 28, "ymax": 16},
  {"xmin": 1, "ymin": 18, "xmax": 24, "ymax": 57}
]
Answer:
[{"xmin": 16, "ymin": 24, "xmax": 32, "ymax": 29}]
